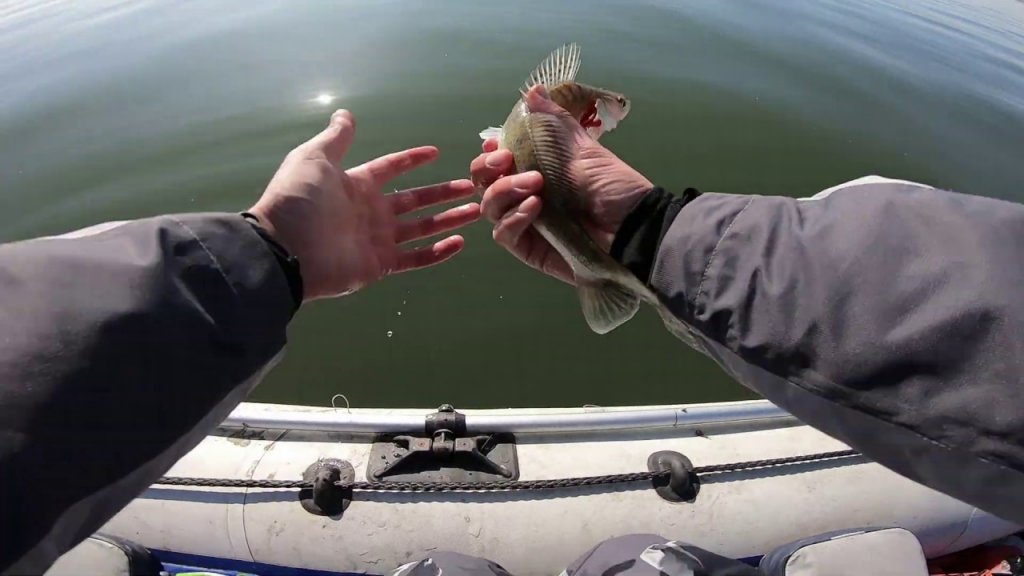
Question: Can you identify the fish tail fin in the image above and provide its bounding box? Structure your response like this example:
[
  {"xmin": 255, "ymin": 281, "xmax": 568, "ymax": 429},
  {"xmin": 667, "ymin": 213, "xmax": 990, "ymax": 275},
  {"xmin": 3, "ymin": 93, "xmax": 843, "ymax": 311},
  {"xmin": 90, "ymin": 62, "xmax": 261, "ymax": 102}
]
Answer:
[
  {"xmin": 576, "ymin": 277, "xmax": 640, "ymax": 334},
  {"xmin": 479, "ymin": 126, "xmax": 503, "ymax": 141},
  {"xmin": 523, "ymin": 43, "xmax": 582, "ymax": 91}
]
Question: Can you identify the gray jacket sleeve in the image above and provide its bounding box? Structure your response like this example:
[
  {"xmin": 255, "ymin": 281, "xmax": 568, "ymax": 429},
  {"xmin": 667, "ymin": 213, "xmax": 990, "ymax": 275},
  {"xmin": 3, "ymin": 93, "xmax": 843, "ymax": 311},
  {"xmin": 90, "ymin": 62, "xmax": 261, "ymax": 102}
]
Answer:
[
  {"xmin": 651, "ymin": 176, "xmax": 1024, "ymax": 525},
  {"xmin": 0, "ymin": 214, "xmax": 294, "ymax": 574}
]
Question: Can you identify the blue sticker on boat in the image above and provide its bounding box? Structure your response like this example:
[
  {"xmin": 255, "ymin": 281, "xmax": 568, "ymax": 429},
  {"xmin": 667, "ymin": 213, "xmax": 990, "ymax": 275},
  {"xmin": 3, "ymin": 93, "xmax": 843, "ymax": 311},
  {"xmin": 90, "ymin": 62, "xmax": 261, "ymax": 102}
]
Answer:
[{"xmin": 153, "ymin": 550, "xmax": 368, "ymax": 576}]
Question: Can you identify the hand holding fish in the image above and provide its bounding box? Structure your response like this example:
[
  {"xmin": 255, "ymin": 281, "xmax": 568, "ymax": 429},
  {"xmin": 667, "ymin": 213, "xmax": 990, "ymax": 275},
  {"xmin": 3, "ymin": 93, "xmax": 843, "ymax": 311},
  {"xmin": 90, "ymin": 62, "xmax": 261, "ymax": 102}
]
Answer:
[
  {"xmin": 473, "ymin": 85, "xmax": 654, "ymax": 287},
  {"xmin": 250, "ymin": 110, "xmax": 480, "ymax": 301},
  {"xmin": 473, "ymin": 43, "xmax": 661, "ymax": 333},
  {"xmin": 474, "ymin": 157, "xmax": 575, "ymax": 284}
]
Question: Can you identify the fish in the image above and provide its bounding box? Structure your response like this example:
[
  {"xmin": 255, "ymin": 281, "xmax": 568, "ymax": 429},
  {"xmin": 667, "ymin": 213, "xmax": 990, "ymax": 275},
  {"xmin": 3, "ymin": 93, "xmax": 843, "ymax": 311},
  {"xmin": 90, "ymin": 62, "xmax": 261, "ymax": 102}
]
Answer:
[{"xmin": 479, "ymin": 43, "xmax": 654, "ymax": 335}]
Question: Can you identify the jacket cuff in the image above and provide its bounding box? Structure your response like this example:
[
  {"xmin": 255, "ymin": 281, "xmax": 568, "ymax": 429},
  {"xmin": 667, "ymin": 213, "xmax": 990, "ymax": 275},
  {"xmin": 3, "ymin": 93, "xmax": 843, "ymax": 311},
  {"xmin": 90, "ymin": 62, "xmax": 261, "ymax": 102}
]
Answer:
[
  {"xmin": 240, "ymin": 212, "xmax": 303, "ymax": 312},
  {"xmin": 610, "ymin": 187, "xmax": 702, "ymax": 283},
  {"xmin": 170, "ymin": 213, "xmax": 298, "ymax": 332}
]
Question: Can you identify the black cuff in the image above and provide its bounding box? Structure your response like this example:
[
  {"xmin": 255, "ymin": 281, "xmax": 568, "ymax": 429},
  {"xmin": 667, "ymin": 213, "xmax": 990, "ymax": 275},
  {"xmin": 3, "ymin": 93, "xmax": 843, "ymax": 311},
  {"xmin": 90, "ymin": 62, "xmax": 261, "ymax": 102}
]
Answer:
[
  {"xmin": 610, "ymin": 187, "xmax": 701, "ymax": 283},
  {"xmin": 240, "ymin": 212, "xmax": 303, "ymax": 313}
]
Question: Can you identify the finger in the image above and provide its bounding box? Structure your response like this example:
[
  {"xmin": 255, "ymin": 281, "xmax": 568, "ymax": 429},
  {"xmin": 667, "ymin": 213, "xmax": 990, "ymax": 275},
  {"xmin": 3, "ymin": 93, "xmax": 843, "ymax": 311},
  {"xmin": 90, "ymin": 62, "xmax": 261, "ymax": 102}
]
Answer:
[
  {"xmin": 395, "ymin": 203, "xmax": 481, "ymax": 244},
  {"xmin": 492, "ymin": 197, "xmax": 575, "ymax": 285},
  {"xmin": 389, "ymin": 179, "xmax": 475, "ymax": 216},
  {"xmin": 532, "ymin": 236, "xmax": 576, "ymax": 284},
  {"xmin": 302, "ymin": 110, "xmax": 356, "ymax": 165},
  {"xmin": 481, "ymin": 171, "xmax": 543, "ymax": 223},
  {"xmin": 516, "ymin": 228, "xmax": 576, "ymax": 285},
  {"xmin": 351, "ymin": 146, "xmax": 439, "ymax": 188},
  {"xmin": 395, "ymin": 235, "xmax": 465, "ymax": 273},
  {"xmin": 470, "ymin": 149, "xmax": 514, "ymax": 189},
  {"xmin": 492, "ymin": 195, "xmax": 542, "ymax": 249},
  {"xmin": 482, "ymin": 138, "xmax": 499, "ymax": 152}
]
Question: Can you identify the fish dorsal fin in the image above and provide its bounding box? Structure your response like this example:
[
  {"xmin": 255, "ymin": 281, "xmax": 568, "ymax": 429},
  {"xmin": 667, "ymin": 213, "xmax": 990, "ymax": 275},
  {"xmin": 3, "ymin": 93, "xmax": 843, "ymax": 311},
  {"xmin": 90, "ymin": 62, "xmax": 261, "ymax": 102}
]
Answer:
[{"xmin": 523, "ymin": 43, "xmax": 582, "ymax": 91}]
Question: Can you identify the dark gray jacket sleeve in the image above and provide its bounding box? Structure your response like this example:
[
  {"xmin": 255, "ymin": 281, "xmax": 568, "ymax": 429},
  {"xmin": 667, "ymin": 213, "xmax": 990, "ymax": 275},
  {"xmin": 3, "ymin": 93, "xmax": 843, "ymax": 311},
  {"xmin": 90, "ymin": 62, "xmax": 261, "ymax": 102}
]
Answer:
[
  {"xmin": 650, "ymin": 177, "xmax": 1024, "ymax": 525},
  {"xmin": 0, "ymin": 214, "xmax": 294, "ymax": 574}
]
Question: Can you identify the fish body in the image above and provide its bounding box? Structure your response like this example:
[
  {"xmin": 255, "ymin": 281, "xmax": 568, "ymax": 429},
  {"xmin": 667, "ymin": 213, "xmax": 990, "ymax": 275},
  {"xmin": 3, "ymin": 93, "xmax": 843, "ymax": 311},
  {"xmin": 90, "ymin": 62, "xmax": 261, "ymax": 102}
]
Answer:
[{"xmin": 480, "ymin": 44, "xmax": 653, "ymax": 335}]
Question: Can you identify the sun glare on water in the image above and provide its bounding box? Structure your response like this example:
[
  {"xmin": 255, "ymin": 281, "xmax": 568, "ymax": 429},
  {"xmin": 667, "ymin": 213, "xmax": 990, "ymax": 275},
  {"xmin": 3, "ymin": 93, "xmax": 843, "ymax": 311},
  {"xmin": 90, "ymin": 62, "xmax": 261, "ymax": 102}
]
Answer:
[{"xmin": 313, "ymin": 92, "xmax": 335, "ymax": 106}]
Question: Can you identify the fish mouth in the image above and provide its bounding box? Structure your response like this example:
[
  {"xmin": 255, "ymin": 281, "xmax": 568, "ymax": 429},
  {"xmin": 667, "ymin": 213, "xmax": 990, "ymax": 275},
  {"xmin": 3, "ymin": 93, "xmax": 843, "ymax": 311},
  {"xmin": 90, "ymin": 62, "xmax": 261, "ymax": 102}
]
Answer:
[
  {"xmin": 578, "ymin": 95, "xmax": 629, "ymax": 140},
  {"xmin": 580, "ymin": 101, "xmax": 603, "ymax": 130}
]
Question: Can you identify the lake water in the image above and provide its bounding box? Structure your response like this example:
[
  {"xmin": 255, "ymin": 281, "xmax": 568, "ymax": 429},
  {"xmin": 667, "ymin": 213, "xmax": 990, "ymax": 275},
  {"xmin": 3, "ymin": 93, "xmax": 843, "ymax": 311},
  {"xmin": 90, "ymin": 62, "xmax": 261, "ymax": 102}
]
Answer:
[{"xmin": 2, "ymin": 0, "xmax": 1022, "ymax": 408}]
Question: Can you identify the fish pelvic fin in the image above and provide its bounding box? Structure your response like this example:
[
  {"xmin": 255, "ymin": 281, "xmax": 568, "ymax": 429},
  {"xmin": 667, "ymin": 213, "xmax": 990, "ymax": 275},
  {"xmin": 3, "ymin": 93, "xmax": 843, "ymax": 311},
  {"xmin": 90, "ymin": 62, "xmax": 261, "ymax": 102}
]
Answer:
[
  {"xmin": 577, "ymin": 278, "xmax": 640, "ymax": 334},
  {"xmin": 479, "ymin": 126, "xmax": 503, "ymax": 141},
  {"xmin": 523, "ymin": 43, "xmax": 582, "ymax": 91}
]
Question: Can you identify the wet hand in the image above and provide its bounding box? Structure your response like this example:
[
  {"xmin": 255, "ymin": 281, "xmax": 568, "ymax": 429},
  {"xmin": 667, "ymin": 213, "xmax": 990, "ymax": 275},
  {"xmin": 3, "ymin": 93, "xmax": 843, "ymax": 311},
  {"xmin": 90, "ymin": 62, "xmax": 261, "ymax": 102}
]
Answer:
[
  {"xmin": 470, "ymin": 85, "xmax": 653, "ymax": 285},
  {"xmin": 250, "ymin": 110, "xmax": 481, "ymax": 301}
]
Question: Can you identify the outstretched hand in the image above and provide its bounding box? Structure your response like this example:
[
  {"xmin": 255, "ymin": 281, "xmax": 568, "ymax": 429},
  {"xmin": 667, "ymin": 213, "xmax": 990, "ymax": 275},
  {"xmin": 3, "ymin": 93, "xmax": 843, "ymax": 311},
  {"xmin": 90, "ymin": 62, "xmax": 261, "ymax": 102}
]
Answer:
[
  {"xmin": 250, "ymin": 110, "xmax": 481, "ymax": 301},
  {"xmin": 470, "ymin": 85, "xmax": 653, "ymax": 286}
]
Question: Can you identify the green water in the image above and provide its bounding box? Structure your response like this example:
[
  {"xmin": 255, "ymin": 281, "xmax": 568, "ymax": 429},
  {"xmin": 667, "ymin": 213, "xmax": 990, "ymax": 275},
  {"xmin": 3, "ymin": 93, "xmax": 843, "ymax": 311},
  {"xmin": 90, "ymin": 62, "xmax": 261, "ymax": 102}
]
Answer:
[{"xmin": 2, "ymin": 0, "xmax": 1022, "ymax": 408}]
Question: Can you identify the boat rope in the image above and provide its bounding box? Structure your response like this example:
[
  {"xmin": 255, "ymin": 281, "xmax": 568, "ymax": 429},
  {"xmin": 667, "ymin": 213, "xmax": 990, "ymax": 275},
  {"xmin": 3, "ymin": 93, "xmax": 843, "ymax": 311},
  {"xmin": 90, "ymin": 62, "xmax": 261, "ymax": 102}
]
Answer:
[{"xmin": 154, "ymin": 449, "xmax": 860, "ymax": 492}]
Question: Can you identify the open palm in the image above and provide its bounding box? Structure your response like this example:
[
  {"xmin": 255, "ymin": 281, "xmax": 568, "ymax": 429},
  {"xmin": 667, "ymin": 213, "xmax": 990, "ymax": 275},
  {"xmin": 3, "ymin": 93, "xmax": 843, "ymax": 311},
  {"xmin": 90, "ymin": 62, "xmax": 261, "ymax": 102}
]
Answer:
[{"xmin": 252, "ymin": 111, "xmax": 480, "ymax": 300}]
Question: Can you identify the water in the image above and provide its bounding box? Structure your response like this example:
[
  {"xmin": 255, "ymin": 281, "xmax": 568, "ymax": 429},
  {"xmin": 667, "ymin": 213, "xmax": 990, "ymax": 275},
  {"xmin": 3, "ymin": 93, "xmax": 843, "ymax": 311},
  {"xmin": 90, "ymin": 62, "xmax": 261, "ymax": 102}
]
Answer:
[{"xmin": 2, "ymin": 0, "xmax": 1022, "ymax": 408}]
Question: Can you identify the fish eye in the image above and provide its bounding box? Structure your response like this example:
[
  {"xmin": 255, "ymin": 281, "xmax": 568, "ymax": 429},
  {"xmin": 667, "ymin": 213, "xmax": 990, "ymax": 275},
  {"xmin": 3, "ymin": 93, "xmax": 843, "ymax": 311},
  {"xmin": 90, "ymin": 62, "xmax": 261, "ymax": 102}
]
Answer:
[{"xmin": 617, "ymin": 97, "xmax": 628, "ymax": 106}]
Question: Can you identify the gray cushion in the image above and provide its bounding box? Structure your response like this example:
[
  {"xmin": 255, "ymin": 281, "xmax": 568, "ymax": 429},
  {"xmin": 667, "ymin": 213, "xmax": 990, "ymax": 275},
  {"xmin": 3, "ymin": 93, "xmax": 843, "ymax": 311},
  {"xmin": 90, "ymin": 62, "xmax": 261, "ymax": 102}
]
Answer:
[
  {"xmin": 759, "ymin": 527, "xmax": 928, "ymax": 576},
  {"xmin": 45, "ymin": 534, "xmax": 161, "ymax": 576}
]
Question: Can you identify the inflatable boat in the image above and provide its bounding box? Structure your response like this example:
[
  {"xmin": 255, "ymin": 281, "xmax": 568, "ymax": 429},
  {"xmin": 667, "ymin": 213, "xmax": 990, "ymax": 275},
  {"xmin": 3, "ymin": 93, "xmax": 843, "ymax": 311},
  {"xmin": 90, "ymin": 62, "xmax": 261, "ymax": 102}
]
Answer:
[{"xmin": 93, "ymin": 400, "xmax": 1018, "ymax": 574}]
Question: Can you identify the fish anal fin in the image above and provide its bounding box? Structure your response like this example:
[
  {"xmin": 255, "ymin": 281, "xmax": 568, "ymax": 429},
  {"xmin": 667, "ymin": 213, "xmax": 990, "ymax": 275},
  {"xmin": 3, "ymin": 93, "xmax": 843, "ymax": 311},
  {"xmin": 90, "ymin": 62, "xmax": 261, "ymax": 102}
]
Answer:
[
  {"xmin": 523, "ymin": 43, "xmax": 582, "ymax": 91},
  {"xmin": 577, "ymin": 278, "xmax": 640, "ymax": 334}
]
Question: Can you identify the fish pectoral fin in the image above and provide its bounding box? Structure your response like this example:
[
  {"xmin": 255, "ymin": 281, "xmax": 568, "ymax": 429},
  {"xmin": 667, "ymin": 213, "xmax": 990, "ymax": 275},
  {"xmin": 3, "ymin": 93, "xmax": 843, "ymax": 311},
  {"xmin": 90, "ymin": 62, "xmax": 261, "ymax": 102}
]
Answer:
[
  {"xmin": 525, "ymin": 113, "xmax": 575, "ymax": 194},
  {"xmin": 577, "ymin": 278, "xmax": 640, "ymax": 335},
  {"xmin": 479, "ymin": 126, "xmax": 503, "ymax": 141},
  {"xmin": 523, "ymin": 43, "xmax": 582, "ymax": 91}
]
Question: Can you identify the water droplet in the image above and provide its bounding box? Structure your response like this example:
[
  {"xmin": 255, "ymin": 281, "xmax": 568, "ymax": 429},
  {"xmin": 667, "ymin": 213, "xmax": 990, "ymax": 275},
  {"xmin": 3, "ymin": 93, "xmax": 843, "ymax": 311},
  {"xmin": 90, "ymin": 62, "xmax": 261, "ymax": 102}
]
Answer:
[
  {"xmin": 402, "ymin": 300, "xmax": 407, "ymax": 305},
  {"xmin": 386, "ymin": 330, "xmax": 393, "ymax": 338},
  {"xmin": 397, "ymin": 311, "xmax": 402, "ymax": 316}
]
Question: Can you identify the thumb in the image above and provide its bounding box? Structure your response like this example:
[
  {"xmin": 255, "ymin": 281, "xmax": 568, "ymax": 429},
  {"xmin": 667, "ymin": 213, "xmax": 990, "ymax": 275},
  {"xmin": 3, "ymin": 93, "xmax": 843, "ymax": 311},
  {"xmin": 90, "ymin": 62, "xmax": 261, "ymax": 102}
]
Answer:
[
  {"xmin": 523, "ymin": 84, "xmax": 572, "ymax": 119},
  {"xmin": 303, "ymin": 109, "xmax": 356, "ymax": 166},
  {"xmin": 522, "ymin": 85, "xmax": 590, "ymax": 142}
]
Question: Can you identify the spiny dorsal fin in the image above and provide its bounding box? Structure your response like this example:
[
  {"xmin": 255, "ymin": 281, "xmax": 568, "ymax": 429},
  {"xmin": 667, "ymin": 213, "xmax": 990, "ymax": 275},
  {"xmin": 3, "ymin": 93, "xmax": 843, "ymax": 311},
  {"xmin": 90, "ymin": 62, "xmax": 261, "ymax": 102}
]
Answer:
[{"xmin": 523, "ymin": 43, "xmax": 581, "ymax": 91}]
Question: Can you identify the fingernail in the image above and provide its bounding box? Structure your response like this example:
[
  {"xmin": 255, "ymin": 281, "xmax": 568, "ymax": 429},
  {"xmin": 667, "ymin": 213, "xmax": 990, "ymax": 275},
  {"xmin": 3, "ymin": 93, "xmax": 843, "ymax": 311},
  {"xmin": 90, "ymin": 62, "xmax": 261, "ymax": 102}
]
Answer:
[
  {"xmin": 517, "ymin": 196, "xmax": 538, "ymax": 215},
  {"xmin": 511, "ymin": 171, "xmax": 541, "ymax": 192},
  {"xmin": 484, "ymin": 151, "xmax": 505, "ymax": 168},
  {"xmin": 330, "ymin": 109, "xmax": 353, "ymax": 126}
]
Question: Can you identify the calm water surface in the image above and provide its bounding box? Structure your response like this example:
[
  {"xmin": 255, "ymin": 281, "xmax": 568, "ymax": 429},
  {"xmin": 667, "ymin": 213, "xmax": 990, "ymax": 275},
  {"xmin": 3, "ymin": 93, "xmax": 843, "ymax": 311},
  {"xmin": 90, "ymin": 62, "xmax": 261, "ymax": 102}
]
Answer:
[{"xmin": 2, "ymin": 0, "xmax": 1022, "ymax": 407}]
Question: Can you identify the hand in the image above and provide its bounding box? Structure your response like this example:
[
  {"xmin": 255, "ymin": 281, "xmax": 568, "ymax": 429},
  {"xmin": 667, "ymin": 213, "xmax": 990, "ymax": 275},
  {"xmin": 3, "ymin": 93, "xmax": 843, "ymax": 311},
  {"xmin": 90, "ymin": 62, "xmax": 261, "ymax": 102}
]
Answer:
[
  {"xmin": 471, "ymin": 85, "xmax": 653, "ymax": 285},
  {"xmin": 249, "ymin": 110, "xmax": 480, "ymax": 301}
]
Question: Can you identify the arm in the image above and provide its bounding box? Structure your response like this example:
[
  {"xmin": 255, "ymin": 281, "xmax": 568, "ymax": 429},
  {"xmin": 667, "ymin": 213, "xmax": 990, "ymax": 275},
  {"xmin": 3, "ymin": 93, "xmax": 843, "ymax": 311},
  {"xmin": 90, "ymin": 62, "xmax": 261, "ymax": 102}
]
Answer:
[
  {"xmin": 1, "ymin": 110, "xmax": 480, "ymax": 574},
  {"xmin": 639, "ymin": 177, "xmax": 1024, "ymax": 525},
  {"xmin": 472, "ymin": 85, "xmax": 1024, "ymax": 525},
  {"xmin": 0, "ymin": 215, "xmax": 293, "ymax": 573}
]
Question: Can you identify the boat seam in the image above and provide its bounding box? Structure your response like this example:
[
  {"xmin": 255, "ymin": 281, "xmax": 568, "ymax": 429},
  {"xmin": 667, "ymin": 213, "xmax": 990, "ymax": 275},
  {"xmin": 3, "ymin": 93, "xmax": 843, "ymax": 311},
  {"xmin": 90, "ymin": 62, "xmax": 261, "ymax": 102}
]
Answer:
[{"xmin": 239, "ymin": 431, "xmax": 281, "ymax": 567}]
